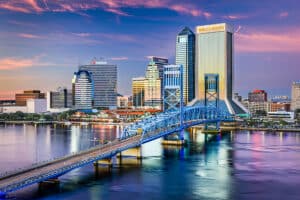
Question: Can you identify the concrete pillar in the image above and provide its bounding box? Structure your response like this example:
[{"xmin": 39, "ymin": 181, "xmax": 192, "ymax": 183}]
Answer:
[{"xmin": 118, "ymin": 146, "xmax": 142, "ymax": 159}]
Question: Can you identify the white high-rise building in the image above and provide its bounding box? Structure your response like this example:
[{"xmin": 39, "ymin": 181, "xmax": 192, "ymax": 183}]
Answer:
[
  {"xmin": 194, "ymin": 23, "xmax": 247, "ymax": 114},
  {"xmin": 79, "ymin": 61, "xmax": 117, "ymax": 109},
  {"xmin": 72, "ymin": 70, "xmax": 94, "ymax": 110}
]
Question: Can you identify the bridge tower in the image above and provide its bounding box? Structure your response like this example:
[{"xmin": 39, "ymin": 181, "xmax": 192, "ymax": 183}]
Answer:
[
  {"xmin": 162, "ymin": 64, "xmax": 185, "ymax": 141},
  {"xmin": 204, "ymin": 74, "xmax": 221, "ymax": 133}
]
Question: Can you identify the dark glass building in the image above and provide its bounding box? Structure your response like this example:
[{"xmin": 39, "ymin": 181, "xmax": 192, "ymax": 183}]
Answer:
[{"xmin": 176, "ymin": 27, "xmax": 195, "ymax": 104}]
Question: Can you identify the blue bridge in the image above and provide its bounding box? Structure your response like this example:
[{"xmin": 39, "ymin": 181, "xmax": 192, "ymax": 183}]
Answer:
[{"xmin": 0, "ymin": 106, "xmax": 232, "ymax": 198}]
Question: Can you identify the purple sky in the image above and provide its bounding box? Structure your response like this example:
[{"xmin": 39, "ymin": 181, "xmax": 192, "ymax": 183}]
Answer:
[{"xmin": 0, "ymin": 0, "xmax": 299, "ymax": 99}]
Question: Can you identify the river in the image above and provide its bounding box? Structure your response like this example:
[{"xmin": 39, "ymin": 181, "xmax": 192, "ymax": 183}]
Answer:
[{"xmin": 0, "ymin": 124, "xmax": 299, "ymax": 200}]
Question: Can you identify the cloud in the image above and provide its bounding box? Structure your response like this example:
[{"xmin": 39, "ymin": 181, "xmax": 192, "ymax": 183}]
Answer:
[
  {"xmin": 223, "ymin": 14, "xmax": 248, "ymax": 20},
  {"xmin": 18, "ymin": 33, "xmax": 42, "ymax": 39},
  {"xmin": 279, "ymin": 12, "xmax": 289, "ymax": 18},
  {"xmin": 0, "ymin": 55, "xmax": 69, "ymax": 70},
  {"xmin": 235, "ymin": 28, "xmax": 300, "ymax": 53},
  {"xmin": 0, "ymin": 0, "xmax": 211, "ymax": 18},
  {"xmin": 110, "ymin": 57, "xmax": 128, "ymax": 61}
]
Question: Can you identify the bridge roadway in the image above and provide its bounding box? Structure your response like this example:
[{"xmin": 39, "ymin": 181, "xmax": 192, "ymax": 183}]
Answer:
[
  {"xmin": 0, "ymin": 135, "xmax": 142, "ymax": 194},
  {"xmin": 0, "ymin": 106, "xmax": 231, "ymax": 196}
]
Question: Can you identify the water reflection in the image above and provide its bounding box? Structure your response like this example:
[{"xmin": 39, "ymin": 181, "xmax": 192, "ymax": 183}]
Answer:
[{"xmin": 0, "ymin": 125, "xmax": 299, "ymax": 200}]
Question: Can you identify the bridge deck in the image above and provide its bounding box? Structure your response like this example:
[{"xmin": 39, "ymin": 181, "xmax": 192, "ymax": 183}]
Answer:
[{"xmin": 0, "ymin": 135, "xmax": 141, "ymax": 193}]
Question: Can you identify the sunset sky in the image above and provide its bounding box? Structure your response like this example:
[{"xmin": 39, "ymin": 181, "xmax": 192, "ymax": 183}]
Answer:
[{"xmin": 0, "ymin": 0, "xmax": 299, "ymax": 99}]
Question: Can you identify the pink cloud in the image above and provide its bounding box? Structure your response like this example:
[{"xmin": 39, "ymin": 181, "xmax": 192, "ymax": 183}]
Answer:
[
  {"xmin": 0, "ymin": 55, "xmax": 67, "ymax": 70},
  {"xmin": 18, "ymin": 33, "xmax": 42, "ymax": 39},
  {"xmin": 0, "ymin": 0, "xmax": 211, "ymax": 17},
  {"xmin": 223, "ymin": 14, "xmax": 248, "ymax": 20},
  {"xmin": 235, "ymin": 28, "xmax": 300, "ymax": 53},
  {"xmin": 279, "ymin": 12, "xmax": 289, "ymax": 18}
]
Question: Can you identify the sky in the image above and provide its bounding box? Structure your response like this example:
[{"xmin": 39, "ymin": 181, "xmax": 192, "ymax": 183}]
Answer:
[{"xmin": 0, "ymin": 0, "xmax": 299, "ymax": 100}]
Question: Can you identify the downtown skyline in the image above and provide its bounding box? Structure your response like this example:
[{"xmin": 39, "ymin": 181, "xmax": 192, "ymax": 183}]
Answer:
[{"xmin": 0, "ymin": 0, "xmax": 300, "ymax": 99}]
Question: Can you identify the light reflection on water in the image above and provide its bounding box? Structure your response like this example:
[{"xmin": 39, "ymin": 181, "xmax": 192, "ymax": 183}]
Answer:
[{"xmin": 0, "ymin": 125, "xmax": 299, "ymax": 200}]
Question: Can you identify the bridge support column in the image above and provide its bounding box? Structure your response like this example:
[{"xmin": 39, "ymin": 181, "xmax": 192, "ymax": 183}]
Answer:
[
  {"xmin": 162, "ymin": 131, "xmax": 186, "ymax": 146},
  {"xmin": 118, "ymin": 146, "xmax": 142, "ymax": 159},
  {"xmin": 94, "ymin": 158, "xmax": 113, "ymax": 169},
  {"xmin": 38, "ymin": 178, "xmax": 60, "ymax": 192}
]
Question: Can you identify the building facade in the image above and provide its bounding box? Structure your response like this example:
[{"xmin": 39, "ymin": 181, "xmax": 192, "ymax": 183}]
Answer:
[
  {"xmin": 132, "ymin": 77, "xmax": 145, "ymax": 108},
  {"xmin": 176, "ymin": 27, "xmax": 195, "ymax": 104},
  {"xmin": 243, "ymin": 101, "xmax": 270, "ymax": 116},
  {"xmin": 117, "ymin": 96, "xmax": 129, "ymax": 108},
  {"xmin": 15, "ymin": 90, "xmax": 45, "ymax": 106},
  {"xmin": 72, "ymin": 70, "xmax": 94, "ymax": 110},
  {"xmin": 142, "ymin": 57, "xmax": 169, "ymax": 110},
  {"xmin": 27, "ymin": 99, "xmax": 47, "ymax": 114},
  {"xmin": 47, "ymin": 88, "xmax": 72, "ymax": 110},
  {"xmin": 79, "ymin": 61, "xmax": 117, "ymax": 109},
  {"xmin": 248, "ymin": 89, "xmax": 268, "ymax": 102},
  {"xmin": 291, "ymin": 81, "xmax": 300, "ymax": 111},
  {"xmin": 194, "ymin": 23, "xmax": 246, "ymax": 114}
]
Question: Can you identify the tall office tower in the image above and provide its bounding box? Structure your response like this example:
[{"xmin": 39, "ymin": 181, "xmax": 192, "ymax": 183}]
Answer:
[
  {"xmin": 176, "ymin": 27, "xmax": 195, "ymax": 104},
  {"xmin": 132, "ymin": 77, "xmax": 145, "ymax": 108},
  {"xmin": 144, "ymin": 63, "xmax": 162, "ymax": 109},
  {"xmin": 143, "ymin": 57, "xmax": 168, "ymax": 109},
  {"xmin": 248, "ymin": 89, "xmax": 268, "ymax": 102},
  {"xmin": 79, "ymin": 61, "xmax": 117, "ymax": 109},
  {"xmin": 47, "ymin": 87, "xmax": 72, "ymax": 110},
  {"xmin": 148, "ymin": 56, "xmax": 169, "ymax": 79},
  {"xmin": 15, "ymin": 90, "xmax": 45, "ymax": 106},
  {"xmin": 72, "ymin": 70, "xmax": 94, "ymax": 110},
  {"xmin": 195, "ymin": 23, "xmax": 247, "ymax": 114},
  {"xmin": 291, "ymin": 81, "xmax": 300, "ymax": 111}
]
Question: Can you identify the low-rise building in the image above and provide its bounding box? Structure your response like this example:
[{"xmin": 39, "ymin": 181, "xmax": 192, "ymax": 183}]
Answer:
[{"xmin": 27, "ymin": 99, "xmax": 47, "ymax": 114}]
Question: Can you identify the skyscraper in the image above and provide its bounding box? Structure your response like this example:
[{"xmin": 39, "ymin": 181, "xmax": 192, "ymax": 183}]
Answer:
[
  {"xmin": 194, "ymin": 23, "xmax": 246, "ymax": 114},
  {"xmin": 144, "ymin": 57, "xmax": 168, "ymax": 109},
  {"xmin": 132, "ymin": 77, "xmax": 145, "ymax": 108},
  {"xmin": 79, "ymin": 61, "xmax": 117, "ymax": 109},
  {"xmin": 72, "ymin": 70, "xmax": 94, "ymax": 110},
  {"xmin": 291, "ymin": 81, "xmax": 300, "ymax": 111},
  {"xmin": 47, "ymin": 87, "xmax": 72, "ymax": 110},
  {"xmin": 176, "ymin": 27, "xmax": 195, "ymax": 104}
]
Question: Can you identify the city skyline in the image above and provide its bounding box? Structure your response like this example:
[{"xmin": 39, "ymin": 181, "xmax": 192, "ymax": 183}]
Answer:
[{"xmin": 0, "ymin": 0, "xmax": 300, "ymax": 99}]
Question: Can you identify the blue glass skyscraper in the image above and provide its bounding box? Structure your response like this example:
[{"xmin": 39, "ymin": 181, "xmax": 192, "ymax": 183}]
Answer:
[{"xmin": 176, "ymin": 27, "xmax": 195, "ymax": 104}]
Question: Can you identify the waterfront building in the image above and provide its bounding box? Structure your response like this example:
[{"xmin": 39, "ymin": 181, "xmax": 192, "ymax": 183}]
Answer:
[
  {"xmin": 46, "ymin": 87, "xmax": 72, "ymax": 111},
  {"xmin": 243, "ymin": 101, "xmax": 270, "ymax": 116},
  {"xmin": 27, "ymin": 99, "xmax": 47, "ymax": 114},
  {"xmin": 176, "ymin": 27, "xmax": 195, "ymax": 104},
  {"xmin": 291, "ymin": 81, "xmax": 300, "ymax": 111},
  {"xmin": 248, "ymin": 89, "xmax": 268, "ymax": 102},
  {"xmin": 15, "ymin": 90, "xmax": 45, "ymax": 106},
  {"xmin": 132, "ymin": 77, "xmax": 145, "ymax": 108},
  {"xmin": 267, "ymin": 111, "xmax": 294, "ymax": 121},
  {"xmin": 163, "ymin": 64, "xmax": 183, "ymax": 111},
  {"xmin": 194, "ymin": 23, "xmax": 247, "ymax": 114},
  {"xmin": 79, "ymin": 61, "xmax": 117, "ymax": 109},
  {"xmin": 72, "ymin": 70, "xmax": 94, "ymax": 110},
  {"xmin": 270, "ymin": 102, "xmax": 291, "ymax": 112},
  {"xmin": 117, "ymin": 96, "xmax": 129, "ymax": 108}
]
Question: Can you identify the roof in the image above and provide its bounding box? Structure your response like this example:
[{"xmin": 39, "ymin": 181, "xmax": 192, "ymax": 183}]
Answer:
[{"xmin": 178, "ymin": 27, "xmax": 194, "ymax": 36}]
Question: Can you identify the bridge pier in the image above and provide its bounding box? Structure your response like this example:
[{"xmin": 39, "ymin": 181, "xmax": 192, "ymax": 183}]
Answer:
[
  {"xmin": 161, "ymin": 130, "xmax": 186, "ymax": 146},
  {"xmin": 94, "ymin": 158, "xmax": 113, "ymax": 170},
  {"xmin": 38, "ymin": 178, "xmax": 60, "ymax": 192},
  {"xmin": 118, "ymin": 146, "xmax": 142, "ymax": 159}
]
